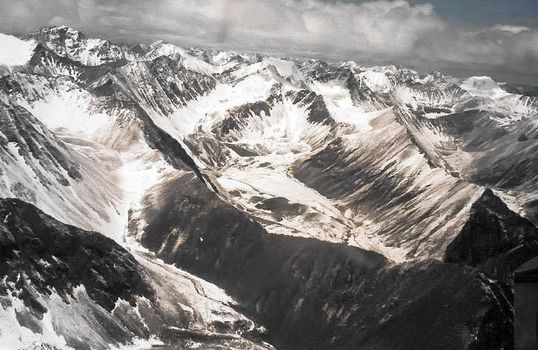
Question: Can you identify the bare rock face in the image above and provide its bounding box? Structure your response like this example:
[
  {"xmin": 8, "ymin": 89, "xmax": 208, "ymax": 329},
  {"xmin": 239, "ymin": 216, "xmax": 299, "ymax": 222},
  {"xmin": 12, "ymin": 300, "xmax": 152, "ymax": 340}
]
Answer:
[
  {"xmin": 0, "ymin": 198, "xmax": 154, "ymax": 348},
  {"xmin": 212, "ymin": 101, "xmax": 272, "ymax": 139},
  {"xmin": 293, "ymin": 109, "xmax": 481, "ymax": 260},
  {"xmin": 285, "ymin": 89, "xmax": 335, "ymax": 125},
  {"xmin": 0, "ymin": 198, "xmax": 153, "ymax": 311},
  {"xmin": 0, "ymin": 98, "xmax": 82, "ymax": 186},
  {"xmin": 446, "ymin": 189, "xmax": 538, "ymax": 282}
]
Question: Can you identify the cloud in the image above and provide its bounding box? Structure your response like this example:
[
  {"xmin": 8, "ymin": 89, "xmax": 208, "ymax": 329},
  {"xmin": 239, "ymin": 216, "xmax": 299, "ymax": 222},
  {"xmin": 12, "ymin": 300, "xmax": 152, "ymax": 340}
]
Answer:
[
  {"xmin": 0, "ymin": 0, "xmax": 536, "ymax": 80},
  {"xmin": 492, "ymin": 25, "xmax": 530, "ymax": 34}
]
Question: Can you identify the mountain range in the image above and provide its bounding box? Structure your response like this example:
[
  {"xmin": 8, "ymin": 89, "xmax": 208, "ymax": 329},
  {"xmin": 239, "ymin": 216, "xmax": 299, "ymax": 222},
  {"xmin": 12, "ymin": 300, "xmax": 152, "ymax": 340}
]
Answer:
[{"xmin": 0, "ymin": 25, "xmax": 537, "ymax": 350}]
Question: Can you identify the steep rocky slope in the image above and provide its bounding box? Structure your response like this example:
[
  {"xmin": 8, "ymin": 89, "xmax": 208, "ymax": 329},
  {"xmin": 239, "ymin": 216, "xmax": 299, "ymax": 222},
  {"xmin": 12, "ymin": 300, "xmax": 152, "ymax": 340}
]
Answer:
[
  {"xmin": 0, "ymin": 198, "xmax": 274, "ymax": 350},
  {"xmin": 446, "ymin": 189, "xmax": 538, "ymax": 282},
  {"xmin": 133, "ymin": 172, "xmax": 513, "ymax": 350}
]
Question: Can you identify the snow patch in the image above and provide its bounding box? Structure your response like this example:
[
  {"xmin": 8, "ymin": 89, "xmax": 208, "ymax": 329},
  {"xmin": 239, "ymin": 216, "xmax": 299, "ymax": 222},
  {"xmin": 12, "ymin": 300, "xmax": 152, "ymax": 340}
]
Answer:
[
  {"xmin": 359, "ymin": 70, "xmax": 392, "ymax": 93},
  {"xmin": 0, "ymin": 34, "xmax": 36, "ymax": 67},
  {"xmin": 21, "ymin": 85, "xmax": 109, "ymax": 137},
  {"xmin": 0, "ymin": 296, "xmax": 73, "ymax": 350},
  {"xmin": 146, "ymin": 41, "xmax": 222, "ymax": 75},
  {"xmin": 310, "ymin": 81, "xmax": 382, "ymax": 131},
  {"xmin": 460, "ymin": 76, "xmax": 511, "ymax": 99}
]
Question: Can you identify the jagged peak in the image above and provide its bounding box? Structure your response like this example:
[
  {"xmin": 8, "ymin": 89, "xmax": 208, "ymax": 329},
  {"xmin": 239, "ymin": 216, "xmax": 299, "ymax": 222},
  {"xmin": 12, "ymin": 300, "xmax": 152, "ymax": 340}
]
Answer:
[
  {"xmin": 31, "ymin": 25, "xmax": 87, "ymax": 40},
  {"xmin": 445, "ymin": 187, "xmax": 538, "ymax": 281}
]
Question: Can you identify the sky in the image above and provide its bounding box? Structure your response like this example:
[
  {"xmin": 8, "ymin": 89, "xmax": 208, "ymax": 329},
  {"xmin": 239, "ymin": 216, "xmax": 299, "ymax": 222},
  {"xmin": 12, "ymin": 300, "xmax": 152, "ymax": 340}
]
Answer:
[{"xmin": 0, "ymin": 0, "xmax": 537, "ymax": 82}]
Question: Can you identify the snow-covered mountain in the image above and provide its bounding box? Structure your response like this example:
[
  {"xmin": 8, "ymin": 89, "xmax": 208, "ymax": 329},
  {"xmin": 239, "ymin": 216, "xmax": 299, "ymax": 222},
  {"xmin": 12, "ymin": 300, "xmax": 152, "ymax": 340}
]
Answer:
[{"xmin": 0, "ymin": 26, "xmax": 537, "ymax": 350}]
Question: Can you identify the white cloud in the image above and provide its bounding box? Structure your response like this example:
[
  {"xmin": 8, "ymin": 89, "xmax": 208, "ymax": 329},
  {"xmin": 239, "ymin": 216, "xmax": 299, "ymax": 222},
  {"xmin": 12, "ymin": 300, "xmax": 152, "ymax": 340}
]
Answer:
[
  {"xmin": 0, "ymin": 0, "xmax": 536, "ymax": 79},
  {"xmin": 492, "ymin": 25, "xmax": 530, "ymax": 34}
]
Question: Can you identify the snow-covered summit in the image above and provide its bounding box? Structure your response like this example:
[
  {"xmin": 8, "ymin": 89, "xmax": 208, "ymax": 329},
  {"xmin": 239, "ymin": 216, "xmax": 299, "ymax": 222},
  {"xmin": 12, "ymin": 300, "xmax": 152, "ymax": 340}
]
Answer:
[
  {"xmin": 28, "ymin": 25, "xmax": 126, "ymax": 66},
  {"xmin": 460, "ymin": 76, "xmax": 511, "ymax": 98}
]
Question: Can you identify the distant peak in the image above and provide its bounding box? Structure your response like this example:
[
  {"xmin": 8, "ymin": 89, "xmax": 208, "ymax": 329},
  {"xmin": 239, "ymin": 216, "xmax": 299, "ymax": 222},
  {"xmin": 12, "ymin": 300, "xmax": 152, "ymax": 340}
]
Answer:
[{"xmin": 38, "ymin": 25, "xmax": 83, "ymax": 35}]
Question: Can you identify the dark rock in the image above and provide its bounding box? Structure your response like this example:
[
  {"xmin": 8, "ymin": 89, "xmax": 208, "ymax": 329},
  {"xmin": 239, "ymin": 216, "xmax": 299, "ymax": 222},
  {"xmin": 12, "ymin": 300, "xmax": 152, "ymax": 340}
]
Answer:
[
  {"xmin": 0, "ymin": 99, "xmax": 83, "ymax": 184},
  {"xmin": 285, "ymin": 89, "xmax": 334, "ymax": 125},
  {"xmin": 254, "ymin": 197, "xmax": 308, "ymax": 221},
  {"xmin": 518, "ymin": 134, "xmax": 528, "ymax": 142},
  {"xmin": 445, "ymin": 189, "xmax": 538, "ymax": 282},
  {"xmin": 514, "ymin": 256, "xmax": 538, "ymax": 283},
  {"xmin": 212, "ymin": 101, "xmax": 271, "ymax": 139},
  {"xmin": 0, "ymin": 198, "xmax": 154, "ymax": 311},
  {"xmin": 137, "ymin": 173, "xmax": 513, "ymax": 350}
]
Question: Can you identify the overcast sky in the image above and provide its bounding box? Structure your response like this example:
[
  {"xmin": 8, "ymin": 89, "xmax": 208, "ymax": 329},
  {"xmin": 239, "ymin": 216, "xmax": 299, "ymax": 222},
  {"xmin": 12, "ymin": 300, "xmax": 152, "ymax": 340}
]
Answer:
[{"xmin": 0, "ymin": 0, "xmax": 536, "ymax": 82}]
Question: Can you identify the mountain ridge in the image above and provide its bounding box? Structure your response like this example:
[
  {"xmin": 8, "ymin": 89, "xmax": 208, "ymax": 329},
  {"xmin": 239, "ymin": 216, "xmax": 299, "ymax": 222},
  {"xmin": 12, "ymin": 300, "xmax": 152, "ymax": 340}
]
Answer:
[{"xmin": 0, "ymin": 25, "xmax": 537, "ymax": 349}]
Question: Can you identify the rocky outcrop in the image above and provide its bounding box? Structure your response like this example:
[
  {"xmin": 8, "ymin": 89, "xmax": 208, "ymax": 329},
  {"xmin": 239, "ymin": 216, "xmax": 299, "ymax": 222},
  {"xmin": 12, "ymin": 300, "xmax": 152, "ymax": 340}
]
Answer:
[
  {"xmin": 0, "ymin": 98, "xmax": 82, "ymax": 186},
  {"xmin": 285, "ymin": 89, "xmax": 335, "ymax": 125},
  {"xmin": 0, "ymin": 198, "xmax": 153, "ymax": 311},
  {"xmin": 446, "ymin": 189, "xmax": 538, "ymax": 282},
  {"xmin": 212, "ymin": 101, "xmax": 272, "ymax": 139}
]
